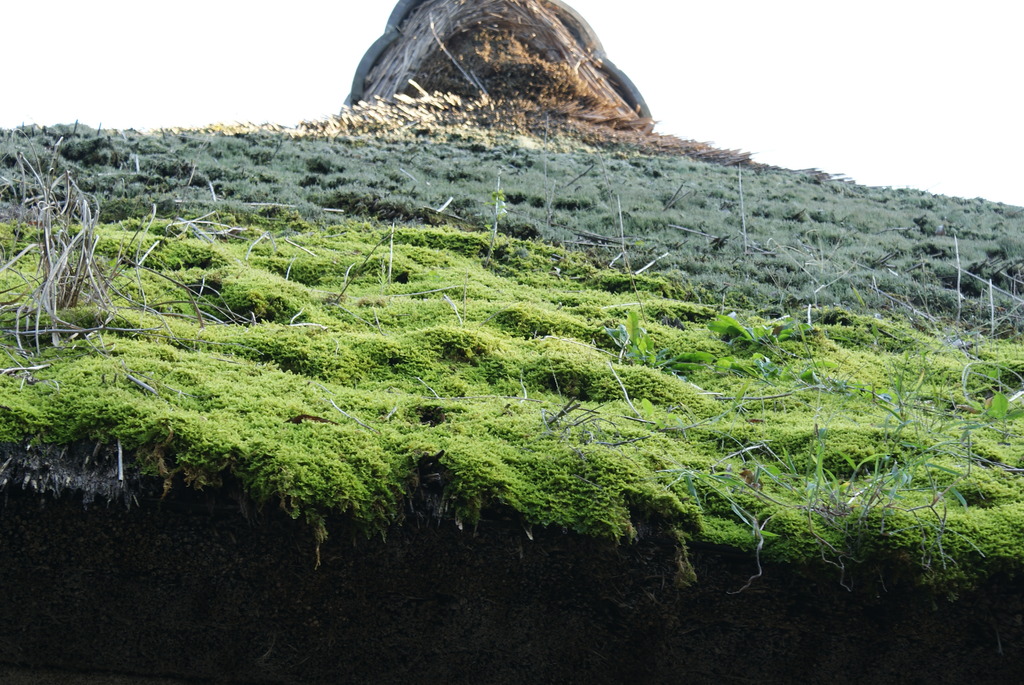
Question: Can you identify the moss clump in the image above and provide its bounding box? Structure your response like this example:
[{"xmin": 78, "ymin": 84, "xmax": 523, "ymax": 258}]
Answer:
[
  {"xmin": 227, "ymin": 326, "xmax": 367, "ymax": 384},
  {"xmin": 141, "ymin": 237, "xmax": 230, "ymax": 271},
  {"xmin": 216, "ymin": 270, "xmax": 309, "ymax": 323},
  {"xmin": 416, "ymin": 325, "xmax": 502, "ymax": 364},
  {"xmin": 487, "ymin": 302, "xmax": 593, "ymax": 340}
]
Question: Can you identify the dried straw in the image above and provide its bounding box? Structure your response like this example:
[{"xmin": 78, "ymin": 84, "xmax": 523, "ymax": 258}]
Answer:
[{"xmin": 361, "ymin": 0, "xmax": 645, "ymax": 128}]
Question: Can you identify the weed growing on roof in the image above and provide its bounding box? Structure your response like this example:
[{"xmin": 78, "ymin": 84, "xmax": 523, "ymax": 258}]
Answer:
[
  {"xmin": 655, "ymin": 331, "xmax": 1024, "ymax": 587},
  {"xmin": 483, "ymin": 178, "xmax": 507, "ymax": 267},
  {"xmin": 589, "ymin": 294, "xmax": 1022, "ymax": 586},
  {"xmin": 708, "ymin": 312, "xmax": 813, "ymax": 345},
  {"xmin": 605, "ymin": 309, "xmax": 713, "ymax": 377},
  {"xmin": 0, "ymin": 144, "xmax": 116, "ymax": 349},
  {"xmin": 0, "ymin": 212, "xmax": 1021, "ymax": 587}
]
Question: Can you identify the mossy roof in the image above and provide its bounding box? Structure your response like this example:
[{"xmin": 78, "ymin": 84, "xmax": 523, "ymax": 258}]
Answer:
[{"xmin": 2, "ymin": 208, "xmax": 1023, "ymax": 589}]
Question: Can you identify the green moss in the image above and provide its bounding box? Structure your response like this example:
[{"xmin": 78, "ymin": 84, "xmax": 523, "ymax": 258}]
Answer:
[
  {"xmin": 589, "ymin": 272, "xmax": 683, "ymax": 298},
  {"xmin": 522, "ymin": 343, "xmax": 607, "ymax": 400},
  {"xmin": 762, "ymin": 507, "xmax": 846, "ymax": 562},
  {"xmin": 416, "ymin": 325, "xmax": 502, "ymax": 364},
  {"xmin": 0, "ymin": 377, "xmax": 46, "ymax": 442},
  {"xmin": 392, "ymin": 227, "xmax": 489, "ymax": 257},
  {"xmin": 487, "ymin": 302, "xmax": 592, "ymax": 339},
  {"xmin": 699, "ymin": 516, "xmax": 758, "ymax": 550},
  {"xmin": 216, "ymin": 270, "xmax": 309, "ymax": 323},
  {"xmin": 947, "ymin": 503, "xmax": 1024, "ymax": 573},
  {"xmin": 598, "ymin": 363, "xmax": 720, "ymax": 411},
  {"xmin": 142, "ymin": 237, "xmax": 228, "ymax": 271},
  {"xmin": 4, "ymin": 126, "xmax": 1024, "ymax": 589},
  {"xmin": 226, "ymin": 326, "xmax": 366, "ymax": 383},
  {"xmin": 349, "ymin": 336, "xmax": 435, "ymax": 377}
]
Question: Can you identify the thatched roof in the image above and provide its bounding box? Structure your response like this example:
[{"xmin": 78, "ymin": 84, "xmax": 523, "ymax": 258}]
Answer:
[
  {"xmin": 348, "ymin": 0, "xmax": 652, "ymax": 131},
  {"xmin": 0, "ymin": 440, "xmax": 156, "ymax": 508}
]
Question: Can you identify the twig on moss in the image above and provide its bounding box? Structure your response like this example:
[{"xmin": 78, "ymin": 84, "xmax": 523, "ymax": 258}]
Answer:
[
  {"xmin": 607, "ymin": 361, "xmax": 640, "ymax": 418},
  {"xmin": 327, "ymin": 399, "xmax": 379, "ymax": 433},
  {"xmin": 390, "ymin": 286, "xmax": 462, "ymax": 297},
  {"xmin": 595, "ymin": 436, "xmax": 651, "ymax": 447},
  {"xmin": 337, "ymin": 230, "xmax": 394, "ymax": 298},
  {"xmin": 283, "ymin": 238, "xmax": 316, "ymax": 257},
  {"xmin": 335, "ymin": 305, "xmax": 374, "ymax": 328},
  {"xmin": 712, "ymin": 387, "xmax": 825, "ymax": 401},
  {"xmin": 727, "ymin": 514, "xmax": 771, "ymax": 594},
  {"xmin": 442, "ymin": 294, "xmax": 463, "ymax": 325},
  {"xmin": 416, "ymin": 377, "xmax": 441, "ymax": 398},
  {"xmin": 1, "ymin": 363, "xmax": 50, "ymax": 375},
  {"xmin": 662, "ymin": 182, "xmax": 693, "ymax": 211},
  {"xmin": 124, "ymin": 372, "xmax": 159, "ymax": 396},
  {"xmin": 616, "ymin": 195, "xmax": 646, "ymax": 324},
  {"xmin": 398, "ymin": 168, "xmax": 421, "ymax": 185},
  {"xmin": 713, "ymin": 443, "xmax": 774, "ymax": 468},
  {"xmin": 544, "ymin": 400, "xmax": 581, "ymax": 427},
  {"xmin": 559, "ymin": 162, "xmax": 595, "ymax": 189},
  {"xmin": 387, "ymin": 224, "xmax": 395, "ymax": 291},
  {"xmin": 634, "ymin": 252, "xmax": 670, "ymax": 275},
  {"xmin": 869, "ymin": 277, "xmax": 937, "ymax": 322},
  {"xmin": 245, "ymin": 232, "xmax": 274, "ymax": 260},
  {"xmin": 484, "ymin": 176, "xmax": 506, "ymax": 267},
  {"xmin": 954, "ymin": 234, "xmax": 963, "ymax": 324},
  {"xmin": 738, "ymin": 166, "xmax": 749, "ymax": 254},
  {"xmin": 989, "ymin": 278, "xmax": 996, "ymax": 336},
  {"xmin": 668, "ymin": 223, "xmax": 718, "ymax": 240},
  {"xmin": 598, "ymin": 302, "xmax": 644, "ymax": 310},
  {"xmin": 419, "ymin": 394, "xmax": 546, "ymax": 404},
  {"xmin": 126, "ymin": 261, "xmax": 207, "ymax": 329}
]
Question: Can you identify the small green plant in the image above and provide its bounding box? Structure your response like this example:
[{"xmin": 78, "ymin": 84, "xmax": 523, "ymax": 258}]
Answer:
[
  {"xmin": 657, "ymin": 348, "xmax": 1015, "ymax": 586},
  {"xmin": 665, "ymin": 429, "xmax": 977, "ymax": 588},
  {"xmin": 708, "ymin": 313, "xmax": 813, "ymax": 345},
  {"xmin": 730, "ymin": 355, "xmax": 842, "ymax": 389},
  {"xmin": 605, "ymin": 310, "xmax": 713, "ymax": 377},
  {"xmin": 977, "ymin": 392, "xmax": 1024, "ymax": 422},
  {"xmin": 483, "ymin": 178, "xmax": 507, "ymax": 266}
]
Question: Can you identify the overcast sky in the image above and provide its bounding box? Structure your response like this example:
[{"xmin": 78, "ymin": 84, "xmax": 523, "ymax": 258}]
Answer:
[{"xmin": 5, "ymin": 1, "xmax": 1020, "ymax": 207}]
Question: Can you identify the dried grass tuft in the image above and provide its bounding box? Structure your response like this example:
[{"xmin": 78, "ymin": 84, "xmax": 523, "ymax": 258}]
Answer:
[{"xmin": 0, "ymin": 142, "xmax": 114, "ymax": 349}]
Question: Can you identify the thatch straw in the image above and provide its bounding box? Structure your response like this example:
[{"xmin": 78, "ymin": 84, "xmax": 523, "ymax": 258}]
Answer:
[
  {"xmin": 302, "ymin": 88, "xmax": 782, "ymax": 170},
  {"xmin": 358, "ymin": 0, "xmax": 650, "ymax": 130}
]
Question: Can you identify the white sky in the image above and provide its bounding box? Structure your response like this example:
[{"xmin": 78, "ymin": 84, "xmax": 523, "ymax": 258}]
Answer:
[{"xmin": 5, "ymin": 1, "xmax": 1021, "ymax": 207}]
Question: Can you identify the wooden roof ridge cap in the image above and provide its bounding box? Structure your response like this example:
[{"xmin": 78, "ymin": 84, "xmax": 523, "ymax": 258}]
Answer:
[{"xmin": 345, "ymin": 0, "xmax": 651, "ymax": 118}]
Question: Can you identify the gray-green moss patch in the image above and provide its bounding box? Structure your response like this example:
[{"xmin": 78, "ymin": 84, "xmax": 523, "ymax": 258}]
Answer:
[{"xmin": 6, "ymin": 122, "xmax": 1023, "ymax": 333}]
